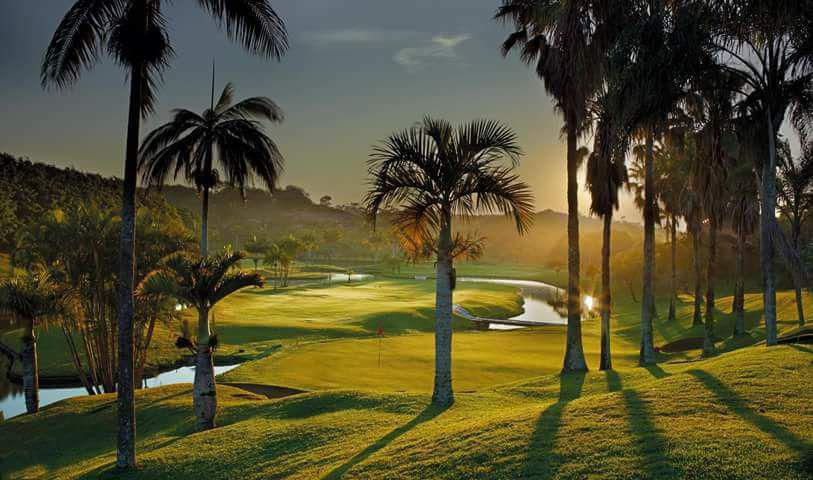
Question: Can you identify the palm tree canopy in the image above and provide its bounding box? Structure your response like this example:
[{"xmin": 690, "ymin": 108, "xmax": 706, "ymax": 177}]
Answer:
[
  {"xmin": 495, "ymin": 0, "xmax": 616, "ymax": 132},
  {"xmin": 138, "ymin": 83, "xmax": 285, "ymax": 195},
  {"xmin": 364, "ymin": 117, "xmax": 535, "ymax": 244},
  {"xmin": 138, "ymin": 251, "xmax": 263, "ymax": 310},
  {"xmin": 777, "ymin": 140, "xmax": 813, "ymax": 226},
  {"xmin": 0, "ymin": 270, "xmax": 72, "ymax": 327},
  {"xmin": 41, "ymin": 0, "xmax": 288, "ymax": 116}
]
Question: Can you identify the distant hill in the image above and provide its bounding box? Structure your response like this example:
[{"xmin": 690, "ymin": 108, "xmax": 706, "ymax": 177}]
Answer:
[{"xmin": 0, "ymin": 153, "xmax": 662, "ymax": 273}]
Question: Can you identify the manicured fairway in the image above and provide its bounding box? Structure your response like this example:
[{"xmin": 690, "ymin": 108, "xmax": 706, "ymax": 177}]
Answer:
[
  {"xmin": 221, "ymin": 326, "xmax": 639, "ymax": 392},
  {"xmin": 1, "ymin": 277, "xmax": 524, "ymax": 377}
]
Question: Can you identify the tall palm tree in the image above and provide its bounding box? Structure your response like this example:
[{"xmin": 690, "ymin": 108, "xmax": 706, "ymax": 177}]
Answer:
[
  {"xmin": 728, "ymin": 158, "xmax": 759, "ymax": 337},
  {"xmin": 655, "ymin": 129, "xmax": 691, "ymax": 324},
  {"xmin": 687, "ymin": 68, "xmax": 741, "ymax": 356},
  {"xmin": 0, "ymin": 270, "xmax": 71, "ymax": 414},
  {"xmin": 364, "ymin": 117, "xmax": 534, "ymax": 406},
  {"xmin": 139, "ymin": 81, "xmax": 284, "ymax": 256},
  {"xmin": 42, "ymin": 2, "xmax": 286, "ymax": 465},
  {"xmin": 620, "ymin": 0, "xmax": 712, "ymax": 364},
  {"xmin": 585, "ymin": 83, "xmax": 630, "ymax": 371},
  {"xmin": 776, "ymin": 140, "xmax": 813, "ymax": 326},
  {"xmin": 714, "ymin": 0, "xmax": 813, "ymax": 345},
  {"xmin": 496, "ymin": 0, "xmax": 611, "ymax": 372},
  {"xmin": 138, "ymin": 251, "xmax": 262, "ymax": 430}
]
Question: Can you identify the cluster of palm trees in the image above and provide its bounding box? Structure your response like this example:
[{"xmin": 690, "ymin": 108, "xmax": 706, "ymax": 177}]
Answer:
[
  {"xmin": 40, "ymin": 0, "xmax": 289, "ymax": 469},
  {"xmin": 366, "ymin": 0, "xmax": 811, "ymax": 407},
  {"xmin": 0, "ymin": 205, "xmax": 192, "ymax": 410},
  {"xmin": 498, "ymin": 0, "xmax": 812, "ymax": 370}
]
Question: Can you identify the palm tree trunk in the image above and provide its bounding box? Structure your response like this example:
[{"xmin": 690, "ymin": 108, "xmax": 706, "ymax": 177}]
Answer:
[
  {"xmin": 116, "ymin": 57, "xmax": 144, "ymax": 470},
  {"xmin": 201, "ymin": 186, "xmax": 210, "ymax": 257},
  {"xmin": 563, "ymin": 128, "xmax": 588, "ymax": 372},
  {"xmin": 703, "ymin": 218, "xmax": 718, "ymax": 356},
  {"xmin": 639, "ymin": 132, "xmax": 657, "ymax": 365},
  {"xmin": 22, "ymin": 320, "xmax": 39, "ymax": 414},
  {"xmin": 668, "ymin": 216, "xmax": 677, "ymax": 323},
  {"xmin": 733, "ymin": 230, "xmax": 747, "ymax": 337},
  {"xmin": 793, "ymin": 231, "xmax": 805, "ymax": 326},
  {"xmin": 432, "ymin": 207, "xmax": 454, "ymax": 406},
  {"xmin": 194, "ymin": 307, "xmax": 217, "ymax": 430},
  {"xmin": 692, "ymin": 228, "xmax": 703, "ymax": 326},
  {"xmin": 762, "ymin": 111, "xmax": 778, "ymax": 346},
  {"xmin": 599, "ymin": 213, "xmax": 612, "ymax": 371}
]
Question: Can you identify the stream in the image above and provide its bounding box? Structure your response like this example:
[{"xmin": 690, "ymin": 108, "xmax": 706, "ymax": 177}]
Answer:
[
  {"xmin": 0, "ymin": 361, "xmax": 239, "ymax": 421},
  {"xmin": 456, "ymin": 277, "xmax": 592, "ymax": 330}
]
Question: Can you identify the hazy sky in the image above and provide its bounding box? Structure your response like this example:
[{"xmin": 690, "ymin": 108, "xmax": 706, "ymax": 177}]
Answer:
[{"xmin": 1, "ymin": 1, "xmax": 651, "ymax": 222}]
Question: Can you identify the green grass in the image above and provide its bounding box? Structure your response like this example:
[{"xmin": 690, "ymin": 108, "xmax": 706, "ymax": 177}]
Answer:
[
  {"xmin": 0, "ymin": 345, "xmax": 809, "ymax": 479},
  {"xmin": 1, "ymin": 277, "xmax": 523, "ymax": 377},
  {"xmin": 219, "ymin": 269, "xmax": 808, "ymax": 393},
  {"xmin": 2, "ymin": 262, "xmax": 811, "ymax": 479}
]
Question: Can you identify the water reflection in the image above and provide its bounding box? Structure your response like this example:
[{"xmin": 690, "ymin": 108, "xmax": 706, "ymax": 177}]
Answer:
[
  {"xmin": 0, "ymin": 362, "xmax": 238, "ymax": 421},
  {"xmin": 457, "ymin": 277, "xmax": 593, "ymax": 330}
]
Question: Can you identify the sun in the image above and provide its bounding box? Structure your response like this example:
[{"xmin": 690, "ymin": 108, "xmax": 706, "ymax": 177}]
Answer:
[{"xmin": 584, "ymin": 295, "xmax": 595, "ymax": 311}]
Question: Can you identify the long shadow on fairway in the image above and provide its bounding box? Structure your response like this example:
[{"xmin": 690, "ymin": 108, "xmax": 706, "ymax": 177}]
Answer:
[
  {"xmin": 788, "ymin": 344, "xmax": 813, "ymax": 354},
  {"xmin": 520, "ymin": 371, "xmax": 586, "ymax": 478},
  {"xmin": 322, "ymin": 403, "xmax": 449, "ymax": 479},
  {"xmin": 688, "ymin": 369, "xmax": 810, "ymax": 454},
  {"xmin": 609, "ymin": 369, "xmax": 682, "ymax": 479}
]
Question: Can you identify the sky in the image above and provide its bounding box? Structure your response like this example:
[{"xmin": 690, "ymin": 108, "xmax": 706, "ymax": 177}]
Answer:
[{"xmin": 1, "ymin": 0, "xmax": 739, "ymax": 224}]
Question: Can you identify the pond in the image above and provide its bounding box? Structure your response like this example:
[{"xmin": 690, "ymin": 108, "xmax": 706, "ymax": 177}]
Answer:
[
  {"xmin": 456, "ymin": 277, "xmax": 594, "ymax": 330},
  {"xmin": 0, "ymin": 358, "xmax": 239, "ymax": 421}
]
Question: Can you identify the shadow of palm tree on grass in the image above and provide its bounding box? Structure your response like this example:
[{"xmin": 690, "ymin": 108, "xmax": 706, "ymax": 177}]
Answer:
[
  {"xmin": 607, "ymin": 370, "xmax": 681, "ymax": 479},
  {"xmin": 322, "ymin": 403, "xmax": 449, "ymax": 479},
  {"xmin": 688, "ymin": 369, "xmax": 810, "ymax": 456},
  {"xmin": 520, "ymin": 371, "xmax": 586, "ymax": 478}
]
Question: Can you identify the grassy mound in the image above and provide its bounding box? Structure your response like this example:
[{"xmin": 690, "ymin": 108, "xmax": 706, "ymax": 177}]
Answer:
[{"xmin": 0, "ymin": 345, "xmax": 810, "ymax": 479}]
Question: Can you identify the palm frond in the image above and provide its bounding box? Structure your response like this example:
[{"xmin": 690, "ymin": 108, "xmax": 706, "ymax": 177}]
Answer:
[
  {"xmin": 215, "ymin": 83, "xmax": 235, "ymax": 112},
  {"xmin": 196, "ymin": 0, "xmax": 289, "ymax": 59},
  {"xmin": 210, "ymin": 271, "xmax": 263, "ymax": 305},
  {"xmin": 41, "ymin": 0, "xmax": 124, "ymax": 89},
  {"xmin": 222, "ymin": 96, "xmax": 284, "ymax": 123}
]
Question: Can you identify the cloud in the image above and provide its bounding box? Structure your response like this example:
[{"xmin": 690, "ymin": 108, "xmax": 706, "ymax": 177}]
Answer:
[
  {"xmin": 302, "ymin": 28, "xmax": 418, "ymax": 46},
  {"xmin": 393, "ymin": 34, "xmax": 472, "ymax": 73}
]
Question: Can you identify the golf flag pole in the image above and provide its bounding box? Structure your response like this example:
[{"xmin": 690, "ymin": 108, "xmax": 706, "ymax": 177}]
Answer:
[{"xmin": 377, "ymin": 321, "xmax": 384, "ymax": 368}]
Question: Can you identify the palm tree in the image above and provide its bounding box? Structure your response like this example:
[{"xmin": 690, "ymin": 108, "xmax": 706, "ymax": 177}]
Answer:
[
  {"xmin": 585, "ymin": 83, "xmax": 630, "ymax": 371},
  {"xmin": 42, "ymin": 1, "xmax": 287, "ymax": 467},
  {"xmin": 0, "ymin": 270, "xmax": 71, "ymax": 414},
  {"xmin": 687, "ymin": 69, "xmax": 741, "ymax": 356},
  {"xmin": 364, "ymin": 117, "xmax": 534, "ymax": 406},
  {"xmin": 496, "ymin": 0, "xmax": 611, "ymax": 372},
  {"xmin": 138, "ymin": 251, "xmax": 262, "ymax": 430},
  {"xmin": 620, "ymin": 0, "xmax": 712, "ymax": 365},
  {"xmin": 714, "ymin": 0, "xmax": 813, "ymax": 345},
  {"xmin": 655, "ymin": 131, "xmax": 690, "ymax": 324},
  {"xmin": 728, "ymin": 159, "xmax": 759, "ymax": 337},
  {"xmin": 139, "ymin": 81, "xmax": 285, "ymax": 256},
  {"xmin": 776, "ymin": 140, "xmax": 813, "ymax": 326}
]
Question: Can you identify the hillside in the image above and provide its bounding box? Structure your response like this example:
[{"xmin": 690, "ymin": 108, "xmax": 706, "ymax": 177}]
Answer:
[{"xmin": 0, "ymin": 345, "xmax": 809, "ymax": 479}]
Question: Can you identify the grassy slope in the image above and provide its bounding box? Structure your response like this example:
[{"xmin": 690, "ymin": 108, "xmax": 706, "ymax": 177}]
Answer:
[
  {"xmin": 0, "ymin": 345, "xmax": 809, "ymax": 479},
  {"xmin": 2, "ymin": 262, "xmax": 811, "ymax": 479}
]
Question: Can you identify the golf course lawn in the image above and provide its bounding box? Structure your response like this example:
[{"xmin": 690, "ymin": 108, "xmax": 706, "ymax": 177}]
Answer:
[
  {"xmin": 1, "ymin": 262, "xmax": 811, "ymax": 479},
  {"xmin": 1, "ymin": 344, "xmax": 809, "ymax": 479}
]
